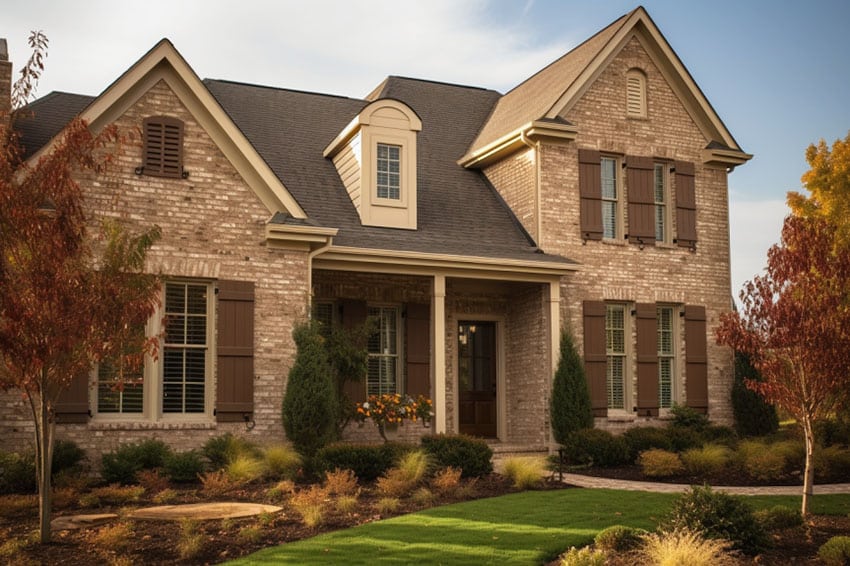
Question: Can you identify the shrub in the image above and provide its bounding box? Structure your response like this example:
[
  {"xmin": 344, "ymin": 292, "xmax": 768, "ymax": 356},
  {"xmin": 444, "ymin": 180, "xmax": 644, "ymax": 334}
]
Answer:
[
  {"xmin": 262, "ymin": 444, "xmax": 302, "ymax": 480},
  {"xmin": 376, "ymin": 468, "xmax": 418, "ymax": 497},
  {"xmin": 411, "ymin": 487, "xmax": 435, "ymax": 506},
  {"xmin": 664, "ymin": 484, "xmax": 768, "ymax": 554},
  {"xmin": 550, "ymin": 330, "xmax": 593, "ymax": 445},
  {"xmin": 396, "ymin": 450, "xmax": 430, "ymax": 483},
  {"xmin": 199, "ymin": 470, "xmax": 233, "ymax": 496},
  {"xmin": 93, "ymin": 522, "xmax": 133, "ymax": 551},
  {"xmin": 732, "ymin": 351, "xmax": 779, "ymax": 437},
  {"xmin": 638, "ymin": 528, "xmax": 739, "ymax": 566},
  {"xmin": 816, "ymin": 417, "xmax": 850, "ymax": 447},
  {"xmin": 699, "ymin": 425, "xmax": 738, "ymax": 447},
  {"xmin": 819, "ymin": 536, "xmax": 850, "ymax": 566},
  {"xmin": 315, "ymin": 442, "xmax": 410, "ymax": 482},
  {"xmin": 100, "ymin": 440, "xmax": 172, "ymax": 484},
  {"xmin": 282, "ymin": 321, "xmax": 339, "ymax": 458},
  {"xmin": 501, "ymin": 457, "xmax": 544, "ymax": 489},
  {"xmin": 267, "ymin": 479, "xmax": 296, "ymax": 501},
  {"xmin": 737, "ymin": 440, "xmax": 787, "ymax": 482},
  {"xmin": 670, "ymin": 404, "xmax": 710, "ymax": 431},
  {"xmin": 239, "ymin": 525, "xmax": 264, "ymax": 543},
  {"xmin": 773, "ymin": 439, "xmax": 806, "ymax": 471},
  {"xmin": 323, "ymin": 468, "xmax": 359, "ymax": 496},
  {"xmin": 561, "ymin": 429, "xmax": 630, "ymax": 467},
  {"xmin": 135, "ymin": 469, "xmax": 170, "ymax": 493},
  {"xmin": 335, "ymin": 494, "xmax": 359, "ymax": 513},
  {"xmin": 0, "ymin": 450, "xmax": 36, "ymax": 494},
  {"xmin": 153, "ymin": 488, "xmax": 178, "ymax": 504},
  {"xmin": 84, "ymin": 484, "xmax": 145, "ymax": 506},
  {"xmin": 163, "ymin": 450, "xmax": 205, "ymax": 483},
  {"xmin": 431, "ymin": 467, "xmax": 462, "ymax": 495},
  {"xmin": 420, "ymin": 434, "xmax": 493, "ymax": 478},
  {"xmin": 375, "ymin": 496, "xmax": 400, "ymax": 515},
  {"xmin": 290, "ymin": 485, "xmax": 328, "ymax": 528},
  {"xmin": 639, "ymin": 449, "xmax": 684, "ymax": 478},
  {"xmin": 225, "ymin": 454, "xmax": 266, "ymax": 484},
  {"xmin": 622, "ymin": 427, "xmax": 673, "ymax": 462},
  {"xmin": 667, "ymin": 426, "xmax": 703, "ymax": 452},
  {"xmin": 753, "ymin": 505, "xmax": 803, "ymax": 531},
  {"xmin": 52, "ymin": 439, "xmax": 86, "ymax": 475},
  {"xmin": 593, "ymin": 524, "xmax": 646, "ymax": 553},
  {"xmin": 681, "ymin": 444, "xmax": 733, "ymax": 476},
  {"xmin": 559, "ymin": 546, "xmax": 606, "ymax": 566},
  {"xmin": 815, "ymin": 445, "xmax": 850, "ymax": 483},
  {"xmin": 202, "ymin": 433, "xmax": 259, "ymax": 470},
  {"xmin": 177, "ymin": 519, "xmax": 204, "ymax": 560}
]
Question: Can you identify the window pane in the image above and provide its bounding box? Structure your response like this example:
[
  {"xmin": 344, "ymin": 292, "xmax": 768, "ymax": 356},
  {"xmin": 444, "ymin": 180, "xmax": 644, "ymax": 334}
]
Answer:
[
  {"xmin": 655, "ymin": 204, "xmax": 666, "ymax": 242},
  {"xmin": 602, "ymin": 201, "xmax": 617, "ymax": 239},
  {"xmin": 607, "ymin": 355, "xmax": 625, "ymax": 409},
  {"xmin": 654, "ymin": 164, "xmax": 665, "ymax": 203},
  {"xmin": 376, "ymin": 143, "xmax": 401, "ymax": 201},
  {"xmin": 367, "ymin": 306, "xmax": 398, "ymax": 395},
  {"xmin": 601, "ymin": 158, "xmax": 617, "ymax": 199},
  {"xmin": 97, "ymin": 340, "xmax": 144, "ymax": 414},
  {"xmin": 659, "ymin": 358, "xmax": 673, "ymax": 408},
  {"xmin": 606, "ymin": 305, "xmax": 625, "ymax": 354},
  {"xmin": 186, "ymin": 285, "xmax": 207, "ymax": 314}
]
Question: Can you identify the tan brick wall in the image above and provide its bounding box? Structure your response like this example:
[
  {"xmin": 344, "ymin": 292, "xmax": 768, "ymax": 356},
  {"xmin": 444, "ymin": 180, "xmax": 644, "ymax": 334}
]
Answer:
[
  {"xmin": 0, "ymin": 80, "xmax": 311, "ymax": 461},
  {"xmin": 543, "ymin": 37, "xmax": 734, "ymax": 425},
  {"xmin": 483, "ymin": 147, "xmax": 538, "ymax": 242}
]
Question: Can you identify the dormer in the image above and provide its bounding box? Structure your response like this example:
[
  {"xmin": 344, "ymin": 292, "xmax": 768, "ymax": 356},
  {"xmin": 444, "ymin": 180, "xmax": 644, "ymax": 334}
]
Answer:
[{"xmin": 324, "ymin": 99, "xmax": 421, "ymax": 230}]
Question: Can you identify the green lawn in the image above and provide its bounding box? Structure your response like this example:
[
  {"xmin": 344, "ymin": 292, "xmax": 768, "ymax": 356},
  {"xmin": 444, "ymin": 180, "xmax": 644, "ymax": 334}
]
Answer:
[{"xmin": 229, "ymin": 489, "xmax": 850, "ymax": 566}]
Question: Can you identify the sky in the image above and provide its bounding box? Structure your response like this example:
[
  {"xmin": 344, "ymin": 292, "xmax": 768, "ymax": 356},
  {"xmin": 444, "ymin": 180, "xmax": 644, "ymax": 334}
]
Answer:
[{"xmin": 4, "ymin": 0, "xmax": 850, "ymax": 298}]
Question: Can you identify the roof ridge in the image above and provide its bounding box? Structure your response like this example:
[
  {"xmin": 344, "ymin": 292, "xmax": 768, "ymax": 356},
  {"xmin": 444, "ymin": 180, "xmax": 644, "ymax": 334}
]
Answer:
[
  {"xmin": 204, "ymin": 78, "xmax": 364, "ymax": 102},
  {"xmin": 382, "ymin": 75, "xmax": 496, "ymax": 93}
]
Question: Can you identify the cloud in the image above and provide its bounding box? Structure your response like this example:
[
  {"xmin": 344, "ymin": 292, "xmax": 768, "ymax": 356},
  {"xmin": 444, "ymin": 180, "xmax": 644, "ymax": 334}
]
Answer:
[{"xmin": 728, "ymin": 196, "xmax": 789, "ymax": 299}]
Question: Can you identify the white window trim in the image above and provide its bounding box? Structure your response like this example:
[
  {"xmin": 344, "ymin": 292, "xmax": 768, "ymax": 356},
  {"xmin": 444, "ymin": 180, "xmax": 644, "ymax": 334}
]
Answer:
[
  {"xmin": 91, "ymin": 279, "xmax": 216, "ymax": 423},
  {"xmin": 605, "ymin": 302, "xmax": 632, "ymax": 413},
  {"xmin": 601, "ymin": 156, "xmax": 624, "ymax": 241}
]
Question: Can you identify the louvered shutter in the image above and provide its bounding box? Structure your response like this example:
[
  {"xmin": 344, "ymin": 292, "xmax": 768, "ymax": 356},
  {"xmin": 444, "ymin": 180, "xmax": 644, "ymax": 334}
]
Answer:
[
  {"xmin": 675, "ymin": 161, "xmax": 697, "ymax": 248},
  {"xmin": 635, "ymin": 303, "xmax": 659, "ymax": 416},
  {"xmin": 341, "ymin": 299, "xmax": 368, "ymax": 403},
  {"xmin": 216, "ymin": 280, "xmax": 255, "ymax": 422},
  {"xmin": 405, "ymin": 303, "xmax": 431, "ymax": 397},
  {"xmin": 626, "ymin": 156, "xmax": 656, "ymax": 245},
  {"xmin": 55, "ymin": 373, "xmax": 91, "ymax": 424},
  {"xmin": 578, "ymin": 149, "xmax": 603, "ymax": 241},
  {"xmin": 143, "ymin": 116, "xmax": 184, "ymax": 178},
  {"xmin": 583, "ymin": 301, "xmax": 607, "ymax": 417},
  {"xmin": 684, "ymin": 305, "xmax": 708, "ymax": 414}
]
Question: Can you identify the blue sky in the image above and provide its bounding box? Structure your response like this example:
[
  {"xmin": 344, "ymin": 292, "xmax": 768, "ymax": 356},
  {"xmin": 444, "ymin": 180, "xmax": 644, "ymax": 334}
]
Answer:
[{"xmin": 4, "ymin": 0, "xmax": 849, "ymax": 297}]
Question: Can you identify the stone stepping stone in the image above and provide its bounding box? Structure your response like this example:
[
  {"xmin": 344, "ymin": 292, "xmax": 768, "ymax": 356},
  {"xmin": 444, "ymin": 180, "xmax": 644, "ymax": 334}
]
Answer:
[
  {"xmin": 127, "ymin": 502, "xmax": 281, "ymax": 521},
  {"xmin": 51, "ymin": 513, "xmax": 118, "ymax": 531}
]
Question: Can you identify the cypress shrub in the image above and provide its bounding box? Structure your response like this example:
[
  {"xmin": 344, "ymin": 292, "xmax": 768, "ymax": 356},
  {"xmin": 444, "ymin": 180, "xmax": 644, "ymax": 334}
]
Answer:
[
  {"xmin": 732, "ymin": 351, "xmax": 778, "ymax": 437},
  {"xmin": 549, "ymin": 330, "xmax": 593, "ymax": 445},
  {"xmin": 282, "ymin": 321, "xmax": 339, "ymax": 458}
]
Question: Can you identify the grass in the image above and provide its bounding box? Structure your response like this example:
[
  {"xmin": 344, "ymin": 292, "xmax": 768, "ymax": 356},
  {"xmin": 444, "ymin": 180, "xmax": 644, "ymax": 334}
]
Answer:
[{"xmin": 227, "ymin": 490, "xmax": 850, "ymax": 566}]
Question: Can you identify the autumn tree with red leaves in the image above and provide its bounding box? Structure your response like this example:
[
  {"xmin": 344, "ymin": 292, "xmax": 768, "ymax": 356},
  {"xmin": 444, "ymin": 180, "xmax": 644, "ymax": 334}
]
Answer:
[
  {"xmin": 716, "ymin": 215, "xmax": 850, "ymax": 516},
  {"xmin": 0, "ymin": 33, "xmax": 162, "ymax": 543}
]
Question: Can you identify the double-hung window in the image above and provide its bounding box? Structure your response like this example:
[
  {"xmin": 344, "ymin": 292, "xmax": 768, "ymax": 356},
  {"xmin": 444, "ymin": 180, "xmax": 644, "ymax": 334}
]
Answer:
[
  {"xmin": 601, "ymin": 157, "xmax": 620, "ymax": 239},
  {"xmin": 606, "ymin": 304, "xmax": 627, "ymax": 410},
  {"xmin": 657, "ymin": 305, "xmax": 676, "ymax": 409},
  {"xmin": 163, "ymin": 282, "xmax": 210, "ymax": 414},
  {"xmin": 376, "ymin": 143, "xmax": 401, "ymax": 200},
  {"xmin": 96, "ymin": 325, "xmax": 146, "ymax": 415},
  {"xmin": 367, "ymin": 306, "xmax": 400, "ymax": 395}
]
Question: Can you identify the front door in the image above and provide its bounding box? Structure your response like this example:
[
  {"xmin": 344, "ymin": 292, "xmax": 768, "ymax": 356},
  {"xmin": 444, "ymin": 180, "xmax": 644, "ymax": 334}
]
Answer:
[{"xmin": 458, "ymin": 321, "xmax": 497, "ymax": 438}]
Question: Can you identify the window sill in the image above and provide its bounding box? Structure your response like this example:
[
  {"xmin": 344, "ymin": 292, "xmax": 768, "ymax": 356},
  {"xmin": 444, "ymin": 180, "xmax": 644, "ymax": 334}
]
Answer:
[
  {"xmin": 88, "ymin": 420, "xmax": 217, "ymax": 431},
  {"xmin": 601, "ymin": 238, "xmax": 627, "ymax": 246}
]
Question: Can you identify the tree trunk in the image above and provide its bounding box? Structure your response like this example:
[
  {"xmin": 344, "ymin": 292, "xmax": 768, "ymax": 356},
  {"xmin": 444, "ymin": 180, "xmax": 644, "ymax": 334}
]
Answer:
[
  {"xmin": 801, "ymin": 418, "xmax": 815, "ymax": 518},
  {"xmin": 37, "ymin": 369, "xmax": 54, "ymax": 544}
]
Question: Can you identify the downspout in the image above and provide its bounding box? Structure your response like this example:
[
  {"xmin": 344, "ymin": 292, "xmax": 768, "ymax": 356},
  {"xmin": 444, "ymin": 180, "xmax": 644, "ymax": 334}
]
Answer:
[
  {"xmin": 519, "ymin": 130, "xmax": 542, "ymax": 246},
  {"xmin": 306, "ymin": 236, "xmax": 333, "ymax": 309}
]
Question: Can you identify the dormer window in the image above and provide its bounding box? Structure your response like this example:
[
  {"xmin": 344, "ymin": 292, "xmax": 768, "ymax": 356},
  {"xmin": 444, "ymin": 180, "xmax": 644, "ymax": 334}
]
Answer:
[
  {"xmin": 138, "ymin": 116, "xmax": 187, "ymax": 179},
  {"xmin": 626, "ymin": 69, "xmax": 647, "ymax": 119},
  {"xmin": 376, "ymin": 143, "xmax": 401, "ymax": 200},
  {"xmin": 324, "ymin": 99, "xmax": 422, "ymax": 230}
]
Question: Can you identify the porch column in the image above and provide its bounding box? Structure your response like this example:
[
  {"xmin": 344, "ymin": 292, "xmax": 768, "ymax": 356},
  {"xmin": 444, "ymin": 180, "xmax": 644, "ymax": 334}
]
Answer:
[
  {"xmin": 548, "ymin": 280, "xmax": 561, "ymax": 451},
  {"xmin": 432, "ymin": 274, "xmax": 447, "ymax": 434}
]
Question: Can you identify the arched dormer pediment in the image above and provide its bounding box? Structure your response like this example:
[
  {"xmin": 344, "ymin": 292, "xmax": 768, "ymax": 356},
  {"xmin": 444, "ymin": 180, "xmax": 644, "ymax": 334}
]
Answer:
[{"xmin": 324, "ymin": 98, "xmax": 420, "ymax": 230}]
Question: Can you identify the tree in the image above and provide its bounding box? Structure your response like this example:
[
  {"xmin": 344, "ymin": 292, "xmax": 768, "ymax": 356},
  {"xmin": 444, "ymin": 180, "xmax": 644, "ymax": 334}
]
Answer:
[
  {"xmin": 716, "ymin": 215, "xmax": 850, "ymax": 516},
  {"xmin": 550, "ymin": 329, "xmax": 593, "ymax": 445},
  {"xmin": 731, "ymin": 351, "xmax": 778, "ymax": 437},
  {"xmin": 0, "ymin": 32, "xmax": 162, "ymax": 543},
  {"xmin": 282, "ymin": 321, "xmax": 338, "ymax": 458},
  {"xmin": 787, "ymin": 131, "xmax": 850, "ymax": 245}
]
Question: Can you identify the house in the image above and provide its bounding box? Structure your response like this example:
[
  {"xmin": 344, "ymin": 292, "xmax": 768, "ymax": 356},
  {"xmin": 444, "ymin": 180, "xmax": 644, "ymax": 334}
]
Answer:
[{"xmin": 0, "ymin": 6, "xmax": 750, "ymax": 458}]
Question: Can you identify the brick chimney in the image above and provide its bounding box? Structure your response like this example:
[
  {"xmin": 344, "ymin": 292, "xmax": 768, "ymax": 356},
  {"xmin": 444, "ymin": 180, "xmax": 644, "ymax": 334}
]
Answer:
[{"xmin": 0, "ymin": 39, "xmax": 12, "ymax": 130}]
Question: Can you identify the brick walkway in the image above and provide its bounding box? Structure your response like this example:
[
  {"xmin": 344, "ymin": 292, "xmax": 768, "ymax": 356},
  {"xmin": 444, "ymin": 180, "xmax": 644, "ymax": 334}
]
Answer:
[{"xmin": 558, "ymin": 473, "xmax": 850, "ymax": 495}]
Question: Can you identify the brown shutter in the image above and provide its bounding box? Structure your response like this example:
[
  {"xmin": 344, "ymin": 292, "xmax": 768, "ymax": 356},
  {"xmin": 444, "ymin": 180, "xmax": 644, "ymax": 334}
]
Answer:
[
  {"xmin": 635, "ymin": 303, "xmax": 659, "ymax": 416},
  {"xmin": 675, "ymin": 161, "xmax": 697, "ymax": 248},
  {"xmin": 684, "ymin": 305, "xmax": 708, "ymax": 414},
  {"xmin": 55, "ymin": 373, "xmax": 90, "ymax": 424},
  {"xmin": 583, "ymin": 301, "xmax": 607, "ymax": 417},
  {"xmin": 579, "ymin": 149, "xmax": 603, "ymax": 241},
  {"xmin": 341, "ymin": 299, "xmax": 368, "ymax": 403},
  {"xmin": 404, "ymin": 303, "xmax": 430, "ymax": 397},
  {"xmin": 216, "ymin": 280, "xmax": 255, "ymax": 422},
  {"xmin": 626, "ymin": 156, "xmax": 656, "ymax": 246}
]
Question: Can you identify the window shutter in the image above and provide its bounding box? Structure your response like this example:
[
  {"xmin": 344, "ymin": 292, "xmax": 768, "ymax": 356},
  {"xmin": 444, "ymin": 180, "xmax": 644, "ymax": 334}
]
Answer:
[
  {"xmin": 216, "ymin": 280, "xmax": 254, "ymax": 422},
  {"xmin": 684, "ymin": 305, "xmax": 708, "ymax": 413},
  {"xmin": 626, "ymin": 156, "xmax": 656, "ymax": 246},
  {"xmin": 578, "ymin": 149, "xmax": 603, "ymax": 241},
  {"xmin": 142, "ymin": 116, "xmax": 185, "ymax": 178},
  {"xmin": 404, "ymin": 303, "xmax": 430, "ymax": 398},
  {"xmin": 675, "ymin": 161, "xmax": 697, "ymax": 248},
  {"xmin": 341, "ymin": 299, "xmax": 368, "ymax": 403},
  {"xmin": 635, "ymin": 303, "xmax": 659, "ymax": 416},
  {"xmin": 55, "ymin": 373, "xmax": 90, "ymax": 424},
  {"xmin": 582, "ymin": 301, "xmax": 607, "ymax": 417}
]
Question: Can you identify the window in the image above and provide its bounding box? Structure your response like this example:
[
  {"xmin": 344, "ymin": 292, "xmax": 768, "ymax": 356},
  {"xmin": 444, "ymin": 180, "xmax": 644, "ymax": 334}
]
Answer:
[
  {"xmin": 163, "ymin": 282, "xmax": 210, "ymax": 414},
  {"xmin": 657, "ymin": 306, "xmax": 676, "ymax": 409},
  {"xmin": 141, "ymin": 116, "xmax": 186, "ymax": 179},
  {"xmin": 96, "ymin": 346, "xmax": 144, "ymax": 414},
  {"xmin": 606, "ymin": 304, "xmax": 627, "ymax": 410},
  {"xmin": 376, "ymin": 143, "xmax": 401, "ymax": 200},
  {"xmin": 654, "ymin": 163, "xmax": 669, "ymax": 242},
  {"xmin": 367, "ymin": 306, "xmax": 399, "ymax": 395},
  {"xmin": 312, "ymin": 300, "xmax": 335, "ymax": 336},
  {"xmin": 626, "ymin": 69, "xmax": 647, "ymax": 118},
  {"xmin": 601, "ymin": 157, "xmax": 620, "ymax": 239}
]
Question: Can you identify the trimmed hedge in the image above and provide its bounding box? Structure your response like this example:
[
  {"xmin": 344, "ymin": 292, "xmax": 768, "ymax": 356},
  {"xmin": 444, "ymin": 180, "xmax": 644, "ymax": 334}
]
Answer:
[
  {"xmin": 101, "ymin": 439, "xmax": 171, "ymax": 484},
  {"xmin": 314, "ymin": 442, "xmax": 413, "ymax": 482},
  {"xmin": 420, "ymin": 434, "xmax": 493, "ymax": 478},
  {"xmin": 561, "ymin": 429, "xmax": 630, "ymax": 467}
]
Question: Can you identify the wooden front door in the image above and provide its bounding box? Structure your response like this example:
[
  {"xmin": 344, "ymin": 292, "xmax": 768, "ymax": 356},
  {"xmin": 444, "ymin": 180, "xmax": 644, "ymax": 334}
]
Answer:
[{"xmin": 458, "ymin": 321, "xmax": 497, "ymax": 437}]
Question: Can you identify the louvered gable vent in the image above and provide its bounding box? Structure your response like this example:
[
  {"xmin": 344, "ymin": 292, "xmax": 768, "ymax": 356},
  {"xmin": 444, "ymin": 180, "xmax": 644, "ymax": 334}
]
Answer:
[
  {"xmin": 140, "ymin": 116, "xmax": 186, "ymax": 178},
  {"xmin": 626, "ymin": 69, "xmax": 646, "ymax": 118}
]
